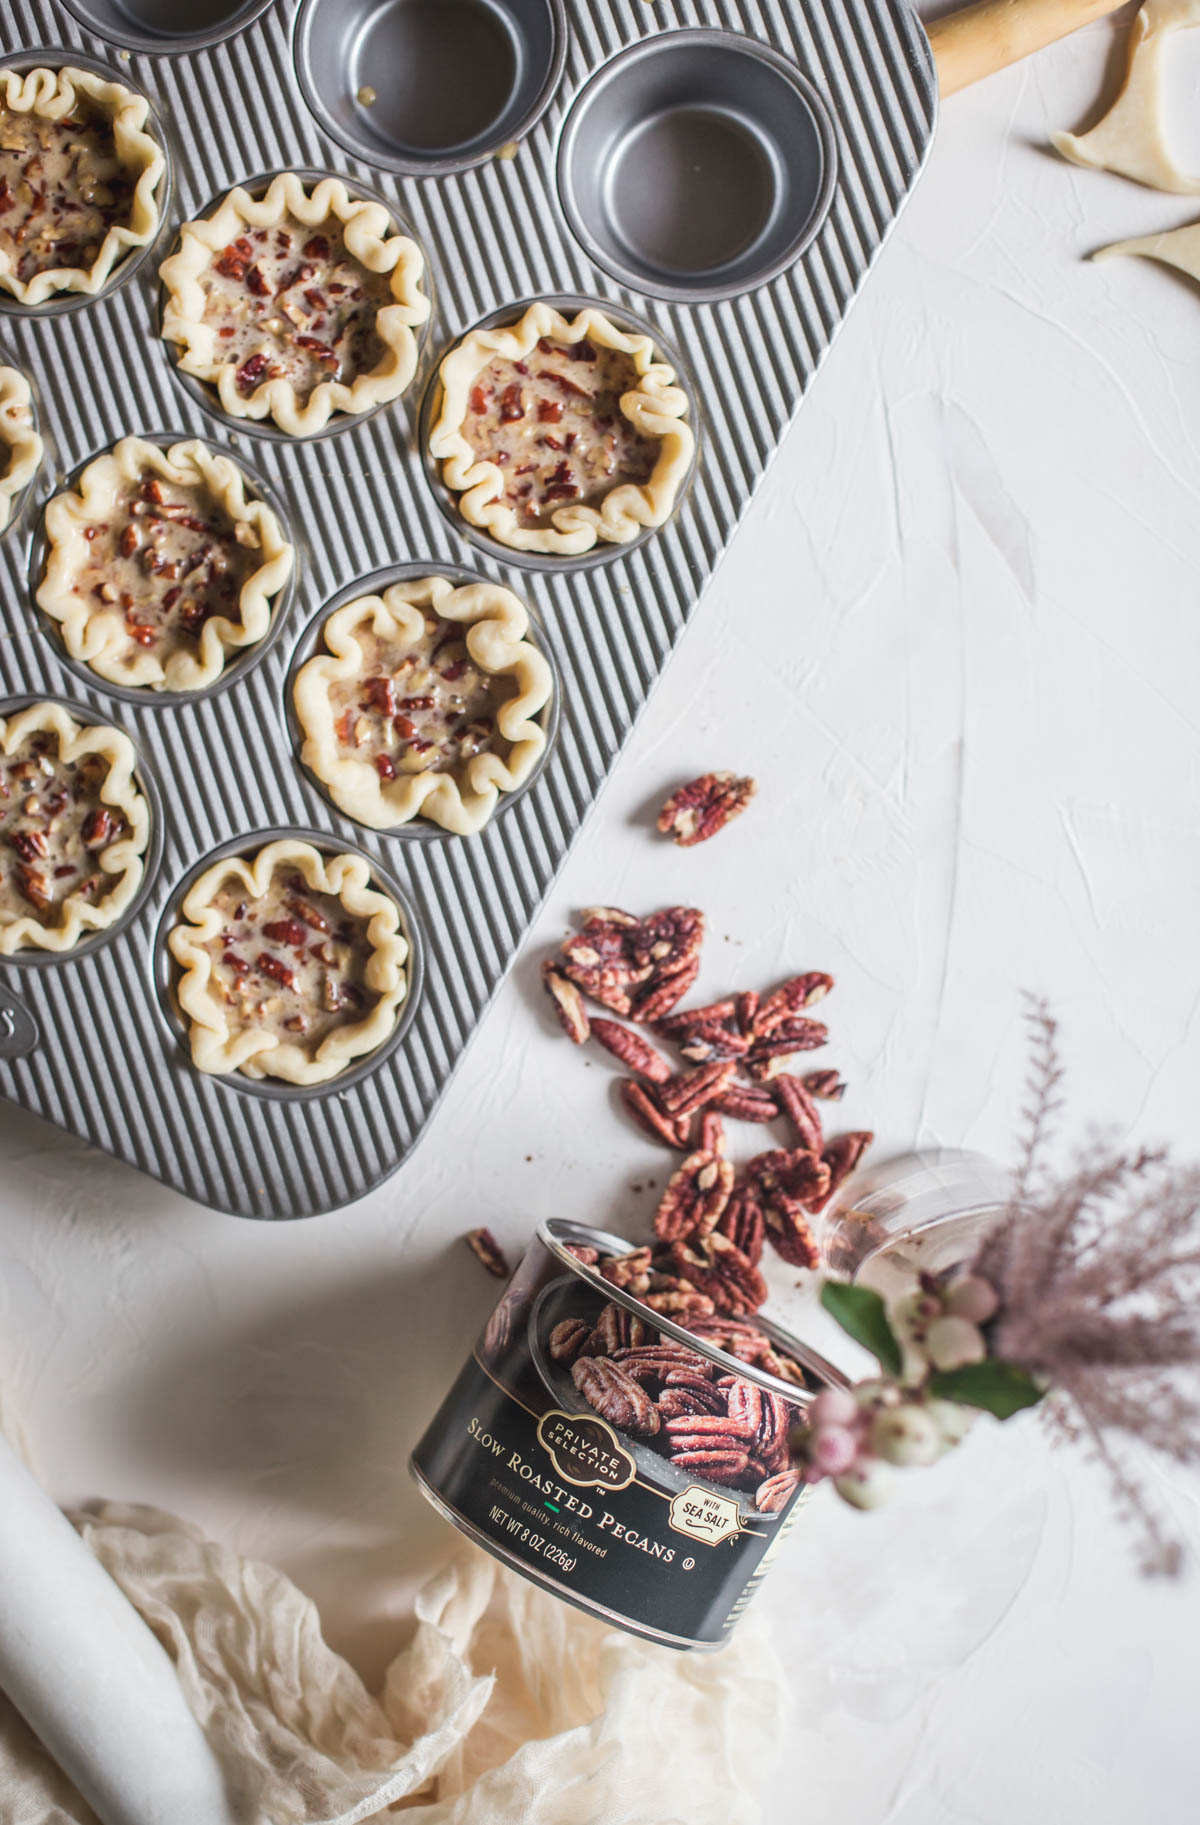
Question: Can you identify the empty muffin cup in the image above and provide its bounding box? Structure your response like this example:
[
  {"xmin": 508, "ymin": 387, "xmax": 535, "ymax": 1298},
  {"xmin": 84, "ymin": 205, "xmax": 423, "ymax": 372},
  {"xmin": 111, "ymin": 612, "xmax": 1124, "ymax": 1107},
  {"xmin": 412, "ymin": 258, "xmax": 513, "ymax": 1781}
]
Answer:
[
  {"xmin": 557, "ymin": 29, "xmax": 837, "ymax": 304},
  {"xmin": 294, "ymin": 0, "xmax": 567, "ymax": 176},
  {"xmin": 56, "ymin": 0, "xmax": 274, "ymax": 55}
]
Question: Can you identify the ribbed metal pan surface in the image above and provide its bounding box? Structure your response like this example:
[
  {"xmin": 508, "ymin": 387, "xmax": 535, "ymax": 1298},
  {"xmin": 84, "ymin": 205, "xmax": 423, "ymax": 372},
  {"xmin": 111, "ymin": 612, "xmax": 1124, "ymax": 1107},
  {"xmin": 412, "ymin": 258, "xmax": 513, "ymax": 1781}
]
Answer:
[{"xmin": 0, "ymin": 0, "xmax": 934, "ymax": 1217}]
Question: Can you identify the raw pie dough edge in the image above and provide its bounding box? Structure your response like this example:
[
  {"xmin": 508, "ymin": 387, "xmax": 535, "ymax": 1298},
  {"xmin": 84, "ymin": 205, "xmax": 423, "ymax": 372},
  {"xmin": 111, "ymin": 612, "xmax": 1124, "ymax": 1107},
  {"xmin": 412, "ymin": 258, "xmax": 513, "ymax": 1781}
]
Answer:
[
  {"xmin": 159, "ymin": 172, "xmax": 431, "ymax": 437},
  {"xmin": 0, "ymin": 64, "xmax": 167, "ymax": 306},
  {"xmin": 168, "ymin": 838, "xmax": 409, "ymax": 1084},
  {"xmin": 1051, "ymin": 0, "xmax": 1200, "ymax": 195},
  {"xmin": 37, "ymin": 435, "xmax": 295, "ymax": 693},
  {"xmin": 429, "ymin": 302, "xmax": 695, "ymax": 556},
  {"xmin": 0, "ymin": 364, "xmax": 42, "ymax": 531},
  {"xmin": 294, "ymin": 576, "xmax": 554, "ymax": 836},
  {"xmin": 0, "ymin": 700, "xmax": 150, "ymax": 955},
  {"xmin": 1094, "ymin": 218, "xmax": 1200, "ymax": 277}
]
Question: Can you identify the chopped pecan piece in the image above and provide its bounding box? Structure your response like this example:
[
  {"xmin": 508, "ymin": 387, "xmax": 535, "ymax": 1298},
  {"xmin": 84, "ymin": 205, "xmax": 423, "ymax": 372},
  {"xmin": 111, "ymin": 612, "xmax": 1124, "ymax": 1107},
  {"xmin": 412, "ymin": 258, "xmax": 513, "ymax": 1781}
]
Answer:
[
  {"xmin": 803, "ymin": 1068, "xmax": 847, "ymax": 1101},
  {"xmin": 653, "ymin": 1149, "xmax": 735, "ymax": 1243},
  {"xmin": 678, "ymin": 1022, "xmax": 749, "ymax": 1064},
  {"xmin": 599, "ymin": 1246, "xmax": 654, "ymax": 1294},
  {"xmin": 629, "ymin": 952, "xmax": 700, "ymax": 1024},
  {"xmin": 753, "ymin": 973, "xmax": 834, "ymax": 1034},
  {"xmin": 710, "ymin": 1085, "xmax": 779, "ymax": 1124},
  {"xmin": 465, "ymin": 1227, "xmax": 511, "ymax": 1278},
  {"xmin": 657, "ymin": 772, "xmax": 757, "ymax": 847},
  {"xmin": 542, "ymin": 964, "xmax": 591, "ymax": 1043},
  {"xmin": 698, "ymin": 1110, "xmax": 726, "ymax": 1157},
  {"xmin": 744, "ymin": 1020, "xmax": 829, "ymax": 1079},
  {"xmin": 589, "ymin": 1017, "xmax": 671, "ymax": 1082}
]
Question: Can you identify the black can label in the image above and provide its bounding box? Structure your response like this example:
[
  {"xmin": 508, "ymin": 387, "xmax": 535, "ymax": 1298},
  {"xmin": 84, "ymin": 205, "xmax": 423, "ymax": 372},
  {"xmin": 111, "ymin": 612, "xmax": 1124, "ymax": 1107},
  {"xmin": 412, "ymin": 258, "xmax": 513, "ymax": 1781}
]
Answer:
[{"xmin": 411, "ymin": 1235, "xmax": 811, "ymax": 1648}]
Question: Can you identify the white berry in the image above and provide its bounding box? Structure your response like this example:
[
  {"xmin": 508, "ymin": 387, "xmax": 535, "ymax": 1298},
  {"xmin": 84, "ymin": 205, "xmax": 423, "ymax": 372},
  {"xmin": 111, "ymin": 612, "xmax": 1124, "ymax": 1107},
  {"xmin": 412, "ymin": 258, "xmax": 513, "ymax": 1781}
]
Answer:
[
  {"xmin": 869, "ymin": 1405, "xmax": 943, "ymax": 1467},
  {"xmin": 834, "ymin": 1456, "xmax": 892, "ymax": 1510},
  {"xmin": 809, "ymin": 1387, "xmax": 860, "ymax": 1430},
  {"xmin": 926, "ymin": 1315, "xmax": 986, "ymax": 1371},
  {"xmin": 812, "ymin": 1425, "xmax": 860, "ymax": 1476},
  {"xmin": 927, "ymin": 1398, "xmax": 976, "ymax": 1448},
  {"xmin": 944, "ymin": 1276, "xmax": 999, "ymax": 1325}
]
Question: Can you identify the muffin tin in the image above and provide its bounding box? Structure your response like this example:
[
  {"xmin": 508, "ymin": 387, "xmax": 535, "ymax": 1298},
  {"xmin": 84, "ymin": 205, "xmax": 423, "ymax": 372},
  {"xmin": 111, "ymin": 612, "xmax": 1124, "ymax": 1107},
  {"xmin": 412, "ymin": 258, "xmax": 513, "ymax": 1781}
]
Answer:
[{"xmin": 0, "ymin": 0, "xmax": 934, "ymax": 1218}]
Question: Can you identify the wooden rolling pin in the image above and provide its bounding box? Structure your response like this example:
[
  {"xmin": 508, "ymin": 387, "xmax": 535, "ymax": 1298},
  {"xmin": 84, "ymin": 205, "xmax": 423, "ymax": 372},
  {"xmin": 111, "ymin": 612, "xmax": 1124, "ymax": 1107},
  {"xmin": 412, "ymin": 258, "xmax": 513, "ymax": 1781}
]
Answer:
[{"xmin": 928, "ymin": 0, "xmax": 1128, "ymax": 95}]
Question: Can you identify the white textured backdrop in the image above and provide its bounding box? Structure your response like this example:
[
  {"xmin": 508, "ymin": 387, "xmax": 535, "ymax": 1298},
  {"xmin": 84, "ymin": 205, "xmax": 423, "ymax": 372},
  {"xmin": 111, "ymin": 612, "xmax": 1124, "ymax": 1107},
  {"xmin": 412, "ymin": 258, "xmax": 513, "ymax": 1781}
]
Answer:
[{"xmin": 2, "ymin": 9, "xmax": 1198, "ymax": 1819}]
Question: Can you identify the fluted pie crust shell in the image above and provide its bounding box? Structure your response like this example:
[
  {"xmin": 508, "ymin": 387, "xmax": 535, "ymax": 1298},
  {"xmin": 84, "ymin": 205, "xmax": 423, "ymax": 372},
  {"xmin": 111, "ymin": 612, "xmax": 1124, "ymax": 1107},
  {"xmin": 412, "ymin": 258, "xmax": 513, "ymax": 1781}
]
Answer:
[
  {"xmin": 293, "ymin": 576, "xmax": 553, "ymax": 835},
  {"xmin": 159, "ymin": 173, "xmax": 429, "ymax": 437},
  {"xmin": 0, "ymin": 701, "xmax": 150, "ymax": 955},
  {"xmin": 168, "ymin": 839, "xmax": 409, "ymax": 1085},
  {"xmin": 0, "ymin": 65, "xmax": 165, "ymax": 305},
  {"xmin": 37, "ymin": 436, "xmax": 294, "ymax": 693},
  {"xmin": 428, "ymin": 302, "xmax": 694, "ymax": 556},
  {"xmin": 0, "ymin": 365, "xmax": 41, "ymax": 530}
]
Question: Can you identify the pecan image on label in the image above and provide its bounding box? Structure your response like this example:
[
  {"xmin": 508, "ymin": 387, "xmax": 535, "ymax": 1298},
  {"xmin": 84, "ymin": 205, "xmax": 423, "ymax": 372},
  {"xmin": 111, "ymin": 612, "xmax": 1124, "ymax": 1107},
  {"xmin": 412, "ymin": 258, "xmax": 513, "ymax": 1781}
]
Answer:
[
  {"xmin": 755, "ymin": 1469, "xmax": 803, "ymax": 1513},
  {"xmin": 571, "ymin": 1356, "xmax": 661, "ymax": 1434}
]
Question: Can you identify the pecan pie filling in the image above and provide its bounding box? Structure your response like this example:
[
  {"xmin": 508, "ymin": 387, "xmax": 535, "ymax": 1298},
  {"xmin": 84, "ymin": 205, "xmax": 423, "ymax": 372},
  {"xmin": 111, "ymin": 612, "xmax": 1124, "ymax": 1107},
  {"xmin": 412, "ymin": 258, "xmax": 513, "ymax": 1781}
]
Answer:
[
  {"xmin": 329, "ymin": 614, "xmax": 509, "ymax": 782},
  {"xmin": 199, "ymin": 218, "xmax": 392, "ymax": 403},
  {"xmin": 0, "ymin": 733, "xmax": 130, "ymax": 928},
  {"xmin": 72, "ymin": 470, "xmax": 265, "ymax": 663},
  {"xmin": 461, "ymin": 337, "xmax": 659, "ymax": 528},
  {"xmin": 201, "ymin": 868, "xmax": 379, "ymax": 1052},
  {"xmin": 0, "ymin": 98, "xmax": 135, "ymax": 288}
]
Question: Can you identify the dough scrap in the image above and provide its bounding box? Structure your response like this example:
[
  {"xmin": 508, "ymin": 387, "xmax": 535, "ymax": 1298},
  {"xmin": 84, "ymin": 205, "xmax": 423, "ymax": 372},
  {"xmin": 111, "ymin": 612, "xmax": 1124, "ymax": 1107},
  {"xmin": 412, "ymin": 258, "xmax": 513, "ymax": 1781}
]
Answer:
[
  {"xmin": 1094, "ymin": 217, "xmax": 1200, "ymax": 276},
  {"xmin": 1053, "ymin": 0, "xmax": 1200, "ymax": 193}
]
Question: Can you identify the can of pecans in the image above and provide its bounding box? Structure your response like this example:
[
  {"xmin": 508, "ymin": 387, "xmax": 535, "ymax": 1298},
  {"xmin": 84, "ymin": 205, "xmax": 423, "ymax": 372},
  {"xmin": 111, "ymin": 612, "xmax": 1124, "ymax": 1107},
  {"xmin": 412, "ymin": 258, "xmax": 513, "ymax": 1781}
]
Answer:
[{"xmin": 410, "ymin": 1218, "xmax": 845, "ymax": 1650}]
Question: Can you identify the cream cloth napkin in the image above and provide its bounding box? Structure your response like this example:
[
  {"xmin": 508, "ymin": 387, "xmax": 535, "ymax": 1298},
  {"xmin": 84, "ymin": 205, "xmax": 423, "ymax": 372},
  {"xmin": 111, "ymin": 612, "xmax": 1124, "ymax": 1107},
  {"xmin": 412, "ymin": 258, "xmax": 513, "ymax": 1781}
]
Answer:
[{"xmin": 0, "ymin": 1496, "xmax": 785, "ymax": 1825}]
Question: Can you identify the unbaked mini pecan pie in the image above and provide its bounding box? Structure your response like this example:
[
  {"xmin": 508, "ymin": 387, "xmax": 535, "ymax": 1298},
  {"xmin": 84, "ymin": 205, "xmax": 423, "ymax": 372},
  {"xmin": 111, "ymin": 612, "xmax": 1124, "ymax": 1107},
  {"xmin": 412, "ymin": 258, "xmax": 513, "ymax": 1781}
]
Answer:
[
  {"xmin": 37, "ymin": 436, "xmax": 294, "ymax": 693},
  {"xmin": 0, "ymin": 65, "xmax": 165, "ymax": 306},
  {"xmin": 0, "ymin": 363, "xmax": 41, "ymax": 531},
  {"xmin": 428, "ymin": 302, "xmax": 694, "ymax": 556},
  {"xmin": 0, "ymin": 701, "xmax": 150, "ymax": 955},
  {"xmin": 168, "ymin": 839, "xmax": 408, "ymax": 1084},
  {"xmin": 293, "ymin": 575, "xmax": 553, "ymax": 835},
  {"xmin": 160, "ymin": 173, "xmax": 429, "ymax": 436}
]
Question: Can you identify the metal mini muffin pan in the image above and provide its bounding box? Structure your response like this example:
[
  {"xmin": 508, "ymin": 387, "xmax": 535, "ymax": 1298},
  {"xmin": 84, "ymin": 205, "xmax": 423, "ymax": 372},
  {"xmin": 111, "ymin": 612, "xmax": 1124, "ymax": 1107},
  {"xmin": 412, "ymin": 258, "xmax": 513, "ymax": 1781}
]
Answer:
[{"xmin": 0, "ymin": 0, "xmax": 933, "ymax": 1217}]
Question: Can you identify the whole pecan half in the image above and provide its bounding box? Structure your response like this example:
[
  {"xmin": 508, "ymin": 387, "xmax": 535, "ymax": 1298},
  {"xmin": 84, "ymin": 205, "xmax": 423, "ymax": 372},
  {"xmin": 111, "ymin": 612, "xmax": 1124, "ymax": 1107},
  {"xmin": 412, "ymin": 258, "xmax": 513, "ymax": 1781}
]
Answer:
[
  {"xmin": 590, "ymin": 1301, "xmax": 650, "ymax": 1354},
  {"xmin": 669, "ymin": 1447, "xmax": 751, "ymax": 1484},
  {"xmin": 613, "ymin": 1343, "xmax": 713, "ymax": 1381},
  {"xmin": 620, "ymin": 1080, "xmax": 692, "ymax": 1150},
  {"xmin": 756, "ymin": 1469, "xmax": 803, "ymax": 1513},
  {"xmin": 542, "ymin": 965, "xmax": 591, "ymax": 1043},
  {"xmin": 559, "ymin": 908, "xmax": 649, "ymax": 1015},
  {"xmin": 664, "ymin": 1412, "xmax": 756, "ymax": 1446},
  {"xmin": 744, "ymin": 1021, "xmax": 829, "ymax": 1080},
  {"xmin": 698, "ymin": 1110, "xmax": 726, "ymax": 1157},
  {"xmin": 658, "ymin": 1383, "xmax": 724, "ymax": 1419},
  {"xmin": 654, "ymin": 1149, "xmax": 735, "ymax": 1243},
  {"xmin": 590, "ymin": 1017, "xmax": 672, "ymax": 1083},
  {"xmin": 716, "ymin": 1184, "xmax": 766, "ymax": 1265},
  {"xmin": 762, "ymin": 1198, "xmax": 820, "ymax": 1270},
  {"xmin": 572, "ymin": 1356, "xmax": 661, "ymax": 1434},
  {"xmin": 809, "ymin": 1130, "xmax": 874, "ymax": 1212},
  {"xmin": 773, "ymin": 1075, "xmax": 824, "ymax": 1155},
  {"xmin": 711, "ymin": 1085, "xmax": 778, "ymax": 1124},
  {"xmin": 745, "ymin": 1148, "xmax": 831, "ymax": 1206},
  {"xmin": 657, "ymin": 1060, "xmax": 737, "ymax": 1118},
  {"xmin": 753, "ymin": 972, "xmax": 834, "ymax": 1034},
  {"xmin": 548, "ymin": 1317, "xmax": 594, "ymax": 1364},
  {"xmin": 465, "ymin": 1227, "xmax": 511, "ymax": 1278},
  {"xmin": 657, "ymin": 772, "xmax": 757, "ymax": 847},
  {"xmin": 653, "ymin": 998, "xmax": 737, "ymax": 1038}
]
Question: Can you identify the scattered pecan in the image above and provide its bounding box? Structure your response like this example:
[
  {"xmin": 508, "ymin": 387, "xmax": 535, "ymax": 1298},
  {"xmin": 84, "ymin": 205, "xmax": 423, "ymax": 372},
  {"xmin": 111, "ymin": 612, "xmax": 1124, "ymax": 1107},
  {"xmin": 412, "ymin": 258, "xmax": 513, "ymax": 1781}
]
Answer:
[
  {"xmin": 657, "ymin": 1060, "xmax": 737, "ymax": 1118},
  {"xmin": 589, "ymin": 1017, "xmax": 671, "ymax": 1083},
  {"xmin": 657, "ymin": 772, "xmax": 757, "ymax": 847},
  {"xmin": 590, "ymin": 1301, "xmax": 649, "ymax": 1354},
  {"xmin": 744, "ymin": 1020, "xmax": 829, "ymax": 1079},
  {"xmin": 762, "ymin": 1199, "xmax": 820, "ymax": 1270},
  {"xmin": 548, "ymin": 1317, "xmax": 593, "ymax": 1364},
  {"xmin": 572, "ymin": 1357, "xmax": 660, "ymax": 1434},
  {"xmin": 678, "ymin": 1023, "xmax": 749, "ymax": 1064},
  {"xmin": 698, "ymin": 1110, "xmax": 726, "ymax": 1156},
  {"xmin": 735, "ymin": 991, "xmax": 759, "ymax": 1035},
  {"xmin": 745, "ymin": 1149, "xmax": 831, "ymax": 1207},
  {"xmin": 629, "ymin": 951, "xmax": 700, "ymax": 1024},
  {"xmin": 559, "ymin": 907, "xmax": 647, "ymax": 1016},
  {"xmin": 803, "ymin": 1069, "xmax": 847, "ymax": 1101},
  {"xmin": 653, "ymin": 998, "xmax": 736, "ymax": 1038},
  {"xmin": 465, "ymin": 1227, "xmax": 510, "ymax": 1278},
  {"xmin": 710, "ymin": 1084, "xmax": 779, "ymax": 1124},
  {"xmin": 663, "ymin": 1232, "xmax": 768, "ymax": 1317},
  {"xmin": 716, "ymin": 1184, "xmax": 765, "ymax": 1265},
  {"xmin": 809, "ymin": 1131, "xmax": 874, "ymax": 1212},
  {"xmin": 542, "ymin": 964, "xmax": 591, "ymax": 1043},
  {"xmin": 753, "ymin": 973, "xmax": 834, "ymax": 1034},
  {"xmin": 756, "ymin": 1469, "xmax": 803, "ymax": 1513},
  {"xmin": 773, "ymin": 1075, "xmax": 824, "ymax": 1154},
  {"xmin": 653, "ymin": 1149, "xmax": 734, "ymax": 1242},
  {"xmin": 620, "ymin": 1080, "xmax": 691, "ymax": 1150}
]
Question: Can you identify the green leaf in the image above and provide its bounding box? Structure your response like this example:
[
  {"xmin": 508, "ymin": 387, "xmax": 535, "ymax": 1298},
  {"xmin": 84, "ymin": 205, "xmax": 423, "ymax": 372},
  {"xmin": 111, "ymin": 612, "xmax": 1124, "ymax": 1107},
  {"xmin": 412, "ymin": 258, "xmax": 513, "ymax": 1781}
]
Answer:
[
  {"xmin": 820, "ymin": 1281, "xmax": 903, "ymax": 1378},
  {"xmin": 928, "ymin": 1360, "xmax": 1046, "ymax": 1420}
]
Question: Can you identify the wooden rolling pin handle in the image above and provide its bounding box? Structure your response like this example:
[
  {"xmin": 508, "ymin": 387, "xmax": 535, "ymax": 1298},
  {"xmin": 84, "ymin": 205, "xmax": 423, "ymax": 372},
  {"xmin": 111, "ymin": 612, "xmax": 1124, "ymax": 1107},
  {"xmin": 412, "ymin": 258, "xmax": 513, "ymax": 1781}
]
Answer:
[{"xmin": 928, "ymin": 0, "xmax": 1127, "ymax": 95}]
